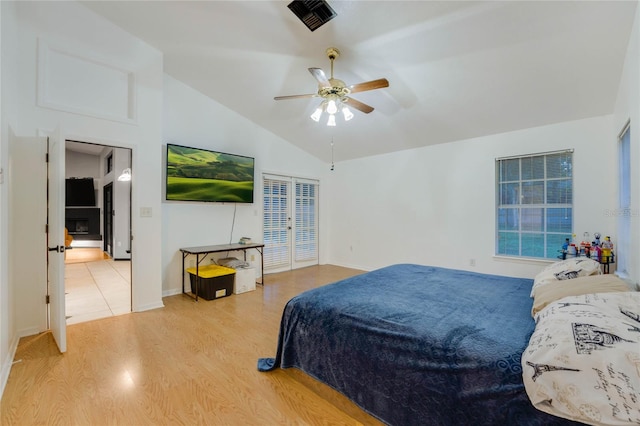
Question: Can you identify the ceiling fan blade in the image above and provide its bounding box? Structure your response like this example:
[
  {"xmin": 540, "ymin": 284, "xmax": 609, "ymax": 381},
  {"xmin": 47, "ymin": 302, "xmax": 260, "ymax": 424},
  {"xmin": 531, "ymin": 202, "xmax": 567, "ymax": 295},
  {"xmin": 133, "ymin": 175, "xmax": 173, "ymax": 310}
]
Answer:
[
  {"xmin": 309, "ymin": 67, "xmax": 331, "ymax": 88},
  {"xmin": 274, "ymin": 93, "xmax": 318, "ymax": 101},
  {"xmin": 348, "ymin": 78, "xmax": 389, "ymax": 94},
  {"xmin": 344, "ymin": 97, "xmax": 374, "ymax": 114}
]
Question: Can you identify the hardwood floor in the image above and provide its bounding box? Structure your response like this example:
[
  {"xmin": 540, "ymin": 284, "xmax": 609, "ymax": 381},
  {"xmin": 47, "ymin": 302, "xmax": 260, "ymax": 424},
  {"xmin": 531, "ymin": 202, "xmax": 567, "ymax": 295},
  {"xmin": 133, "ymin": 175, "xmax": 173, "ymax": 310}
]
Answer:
[{"xmin": 1, "ymin": 265, "xmax": 384, "ymax": 426}]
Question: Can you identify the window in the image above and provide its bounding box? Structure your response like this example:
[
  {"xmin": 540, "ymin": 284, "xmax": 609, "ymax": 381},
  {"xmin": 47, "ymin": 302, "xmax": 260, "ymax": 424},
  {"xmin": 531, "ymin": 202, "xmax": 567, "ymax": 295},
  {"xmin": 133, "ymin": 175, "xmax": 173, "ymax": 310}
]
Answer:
[
  {"xmin": 106, "ymin": 153, "xmax": 113, "ymax": 174},
  {"xmin": 617, "ymin": 123, "xmax": 630, "ymax": 276},
  {"xmin": 496, "ymin": 150, "xmax": 573, "ymax": 259}
]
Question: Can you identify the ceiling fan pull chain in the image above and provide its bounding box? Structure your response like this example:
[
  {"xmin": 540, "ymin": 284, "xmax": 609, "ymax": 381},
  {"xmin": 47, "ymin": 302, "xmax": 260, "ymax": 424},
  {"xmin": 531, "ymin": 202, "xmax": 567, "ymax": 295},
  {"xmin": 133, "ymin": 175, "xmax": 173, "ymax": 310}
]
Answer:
[{"xmin": 331, "ymin": 138, "xmax": 335, "ymax": 171}]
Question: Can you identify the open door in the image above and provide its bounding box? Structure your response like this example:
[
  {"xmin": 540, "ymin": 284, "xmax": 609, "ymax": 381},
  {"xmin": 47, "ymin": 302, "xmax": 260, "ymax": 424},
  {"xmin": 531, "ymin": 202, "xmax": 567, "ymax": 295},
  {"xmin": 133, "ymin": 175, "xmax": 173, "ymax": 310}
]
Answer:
[{"xmin": 46, "ymin": 129, "xmax": 66, "ymax": 353}]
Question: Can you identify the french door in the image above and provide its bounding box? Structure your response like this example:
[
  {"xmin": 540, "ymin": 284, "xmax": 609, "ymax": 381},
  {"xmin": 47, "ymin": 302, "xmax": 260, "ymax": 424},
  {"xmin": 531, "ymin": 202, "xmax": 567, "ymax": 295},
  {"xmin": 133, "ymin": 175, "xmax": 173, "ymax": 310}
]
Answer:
[{"xmin": 263, "ymin": 174, "xmax": 319, "ymax": 273}]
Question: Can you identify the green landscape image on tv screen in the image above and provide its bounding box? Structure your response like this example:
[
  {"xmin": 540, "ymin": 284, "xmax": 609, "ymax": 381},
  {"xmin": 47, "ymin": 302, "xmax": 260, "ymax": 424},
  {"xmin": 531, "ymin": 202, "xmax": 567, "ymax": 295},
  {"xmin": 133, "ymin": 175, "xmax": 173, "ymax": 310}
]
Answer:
[{"xmin": 166, "ymin": 144, "xmax": 254, "ymax": 203}]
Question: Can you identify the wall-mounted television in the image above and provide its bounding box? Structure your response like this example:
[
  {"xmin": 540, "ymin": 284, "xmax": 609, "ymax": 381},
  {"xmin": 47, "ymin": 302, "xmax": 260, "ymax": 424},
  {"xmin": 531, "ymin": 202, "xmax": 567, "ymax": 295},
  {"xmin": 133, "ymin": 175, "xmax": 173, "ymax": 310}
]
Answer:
[
  {"xmin": 66, "ymin": 178, "xmax": 96, "ymax": 207},
  {"xmin": 166, "ymin": 143, "xmax": 254, "ymax": 203}
]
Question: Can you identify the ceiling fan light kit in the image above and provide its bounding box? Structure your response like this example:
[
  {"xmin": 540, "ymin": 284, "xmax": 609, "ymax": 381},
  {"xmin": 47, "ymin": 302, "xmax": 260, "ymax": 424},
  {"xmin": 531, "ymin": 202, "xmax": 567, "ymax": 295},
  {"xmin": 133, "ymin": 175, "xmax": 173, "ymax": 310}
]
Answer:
[
  {"xmin": 310, "ymin": 105, "xmax": 323, "ymax": 122},
  {"xmin": 275, "ymin": 47, "xmax": 389, "ymax": 126}
]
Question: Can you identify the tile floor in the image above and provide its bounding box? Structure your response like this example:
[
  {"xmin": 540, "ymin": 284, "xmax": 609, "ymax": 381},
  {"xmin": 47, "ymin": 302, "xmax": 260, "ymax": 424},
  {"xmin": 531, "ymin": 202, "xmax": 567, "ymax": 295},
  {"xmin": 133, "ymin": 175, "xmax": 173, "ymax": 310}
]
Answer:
[{"xmin": 65, "ymin": 256, "xmax": 131, "ymax": 325}]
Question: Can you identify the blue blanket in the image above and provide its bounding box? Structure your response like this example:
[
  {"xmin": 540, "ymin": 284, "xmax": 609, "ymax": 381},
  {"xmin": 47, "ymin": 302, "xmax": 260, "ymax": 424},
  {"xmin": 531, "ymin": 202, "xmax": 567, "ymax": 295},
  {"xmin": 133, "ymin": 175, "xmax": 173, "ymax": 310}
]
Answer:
[{"xmin": 258, "ymin": 264, "xmax": 582, "ymax": 425}]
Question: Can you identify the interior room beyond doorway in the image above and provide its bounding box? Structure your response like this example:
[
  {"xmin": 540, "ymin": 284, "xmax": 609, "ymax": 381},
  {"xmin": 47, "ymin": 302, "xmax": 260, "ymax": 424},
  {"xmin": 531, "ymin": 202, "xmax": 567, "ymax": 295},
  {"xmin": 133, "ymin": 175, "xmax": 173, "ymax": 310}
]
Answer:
[{"xmin": 65, "ymin": 141, "xmax": 132, "ymax": 325}]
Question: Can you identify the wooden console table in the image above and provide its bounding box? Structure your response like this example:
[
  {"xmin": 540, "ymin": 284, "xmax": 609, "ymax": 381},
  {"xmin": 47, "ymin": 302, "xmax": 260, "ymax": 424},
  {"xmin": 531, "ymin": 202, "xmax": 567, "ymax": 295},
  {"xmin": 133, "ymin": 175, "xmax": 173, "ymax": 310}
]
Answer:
[{"xmin": 180, "ymin": 242, "xmax": 265, "ymax": 301}]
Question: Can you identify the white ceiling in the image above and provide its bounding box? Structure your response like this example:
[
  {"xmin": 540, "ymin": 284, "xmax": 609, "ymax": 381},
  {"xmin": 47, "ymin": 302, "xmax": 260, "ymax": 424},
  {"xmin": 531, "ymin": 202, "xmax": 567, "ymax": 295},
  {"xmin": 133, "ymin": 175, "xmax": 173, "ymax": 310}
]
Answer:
[
  {"xmin": 66, "ymin": 140, "xmax": 107, "ymax": 155},
  {"xmin": 80, "ymin": 1, "xmax": 637, "ymax": 163}
]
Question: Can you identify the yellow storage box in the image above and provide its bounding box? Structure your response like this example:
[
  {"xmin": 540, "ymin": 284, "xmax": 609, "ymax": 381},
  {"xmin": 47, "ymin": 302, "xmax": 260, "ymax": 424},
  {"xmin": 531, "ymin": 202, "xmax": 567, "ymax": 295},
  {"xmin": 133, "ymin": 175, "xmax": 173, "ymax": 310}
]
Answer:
[{"xmin": 186, "ymin": 264, "xmax": 235, "ymax": 300}]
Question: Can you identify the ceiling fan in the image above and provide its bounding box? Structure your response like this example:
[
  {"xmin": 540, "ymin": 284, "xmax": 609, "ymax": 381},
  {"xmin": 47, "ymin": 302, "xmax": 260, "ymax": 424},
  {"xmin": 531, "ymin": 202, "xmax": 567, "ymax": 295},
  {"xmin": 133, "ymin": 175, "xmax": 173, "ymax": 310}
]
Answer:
[{"xmin": 274, "ymin": 47, "xmax": 389, "ymax": 126}]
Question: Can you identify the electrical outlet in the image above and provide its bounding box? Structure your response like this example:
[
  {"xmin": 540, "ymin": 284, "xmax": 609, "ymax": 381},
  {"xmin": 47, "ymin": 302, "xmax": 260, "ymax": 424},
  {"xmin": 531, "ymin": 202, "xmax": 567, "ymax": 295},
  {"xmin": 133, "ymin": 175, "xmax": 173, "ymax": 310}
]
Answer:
[{"xmin": 469, "ymin": 258, "xmax": 476, "ymax": 267}]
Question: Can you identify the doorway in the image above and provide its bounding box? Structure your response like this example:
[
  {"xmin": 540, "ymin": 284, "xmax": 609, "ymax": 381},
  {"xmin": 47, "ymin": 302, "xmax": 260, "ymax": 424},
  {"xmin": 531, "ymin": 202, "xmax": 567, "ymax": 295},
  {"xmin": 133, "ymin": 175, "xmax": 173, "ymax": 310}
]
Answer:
[
  {"xmin": 262, "ymin": 174, "xmax": 319, "ymax": 273},
  {"xmin": 64, "ymin": 140, "xmax": 132, "ymax": 325}
]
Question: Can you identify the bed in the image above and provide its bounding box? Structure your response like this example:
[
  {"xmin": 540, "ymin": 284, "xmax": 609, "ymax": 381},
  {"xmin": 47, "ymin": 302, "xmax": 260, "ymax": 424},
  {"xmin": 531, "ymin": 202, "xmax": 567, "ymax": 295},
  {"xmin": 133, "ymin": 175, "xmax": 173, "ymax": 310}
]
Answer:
[{"xmin": 258, "ymin": 263, "xmax": 583, "ymax": 425}]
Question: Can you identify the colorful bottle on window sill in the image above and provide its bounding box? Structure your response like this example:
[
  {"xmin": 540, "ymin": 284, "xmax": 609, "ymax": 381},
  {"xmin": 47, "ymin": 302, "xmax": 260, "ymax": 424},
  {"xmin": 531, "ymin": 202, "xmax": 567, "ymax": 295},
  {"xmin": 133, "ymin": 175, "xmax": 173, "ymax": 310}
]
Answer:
[
  {"xmin": 558, "ymin": 238, "xmax": 571, "ymax": 259},
  {"xmin": 601, "ymin": 236, "xmax": 614, "ymax": 260},
  {"xmin": 594, "ymin": 232, "xmax": 601, "ymax": 247},
  {"xmin": 591, "ymin": 242, "xmax": 601, "ymax": 262},
  {"xmin": 580, "ymin": 232, "xmax": 590, "ymax": 256}
]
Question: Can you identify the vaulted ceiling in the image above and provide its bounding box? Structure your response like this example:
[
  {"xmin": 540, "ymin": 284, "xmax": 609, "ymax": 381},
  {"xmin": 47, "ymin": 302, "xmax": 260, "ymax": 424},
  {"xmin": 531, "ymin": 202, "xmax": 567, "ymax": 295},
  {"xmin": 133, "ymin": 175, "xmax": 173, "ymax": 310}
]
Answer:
[{"xmin": 81, "ymin": 1, "xmax": 637, "ymax": 163}]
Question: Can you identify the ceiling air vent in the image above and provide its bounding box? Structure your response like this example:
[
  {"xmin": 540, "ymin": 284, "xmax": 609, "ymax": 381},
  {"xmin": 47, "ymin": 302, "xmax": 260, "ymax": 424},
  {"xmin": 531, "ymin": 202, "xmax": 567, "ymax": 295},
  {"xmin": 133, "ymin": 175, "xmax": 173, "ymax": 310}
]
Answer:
[{"xmin": 287, "ymin": 0, "xmax": 337, "ymax": 32}]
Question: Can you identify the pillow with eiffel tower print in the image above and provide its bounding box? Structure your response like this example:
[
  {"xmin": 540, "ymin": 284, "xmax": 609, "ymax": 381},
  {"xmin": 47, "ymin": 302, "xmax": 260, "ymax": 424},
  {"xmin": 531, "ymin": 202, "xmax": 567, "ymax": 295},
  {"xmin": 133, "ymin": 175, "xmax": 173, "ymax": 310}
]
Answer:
[{"xmin": 522, "ymin": 291, "xmax": 640, "ymax": 425}]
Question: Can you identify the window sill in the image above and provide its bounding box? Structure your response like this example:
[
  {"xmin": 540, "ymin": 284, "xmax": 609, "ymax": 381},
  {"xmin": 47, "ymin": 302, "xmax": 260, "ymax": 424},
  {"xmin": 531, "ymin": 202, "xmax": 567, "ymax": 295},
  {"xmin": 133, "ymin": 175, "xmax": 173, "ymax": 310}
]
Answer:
[{"xmin": 492, "ymin": 255, "xmax": 555, "ymax": 266}]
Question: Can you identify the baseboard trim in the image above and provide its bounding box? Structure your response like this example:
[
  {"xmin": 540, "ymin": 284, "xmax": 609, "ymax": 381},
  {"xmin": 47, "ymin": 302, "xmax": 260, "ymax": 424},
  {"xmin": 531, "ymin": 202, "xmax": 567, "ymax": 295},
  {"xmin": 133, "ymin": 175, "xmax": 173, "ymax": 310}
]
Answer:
[
  {"xmin": 0, "ymin": 333, "xmax": 20, "ymax": 400},
  {"xmin": 162, "ymin": 288, "xmax": 182, "ymax": 298},
  {"xmin": 133, "ymin": 301, "xmax": 165, "ymax": 312},
  {"xmin": 325, "ymin": 261, "xmax": 372, "ymax": 272}
]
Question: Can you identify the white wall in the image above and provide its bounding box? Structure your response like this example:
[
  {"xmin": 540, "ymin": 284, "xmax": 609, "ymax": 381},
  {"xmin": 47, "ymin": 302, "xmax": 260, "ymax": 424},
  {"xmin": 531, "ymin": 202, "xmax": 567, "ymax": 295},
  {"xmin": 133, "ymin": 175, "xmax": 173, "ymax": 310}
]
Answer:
[
  {"xmin": 1, "ymin": 1, "xmax": 21, "ymax": 395},
  {"xmin": 100, "ymin": 146, "xmax": 132, "ymax": 259},
  {"xmin": 613, "ymin": 5, "xmax": 640, "ymax": 284},
  {"xmin": 112, "ymin": 148, "xmax": 131, "ymax": 260},
  {"xmin": 161, "ymin": 75, "xmax": 329, "ymax": 295},
  {"xmin": 1, "ymin": 0, "xmax": 164, "ymax": 392},
  {"xmin": 66, "ymin": 150, "xmax": 101, "ymax": 179},
  {"xmin": 0, "ymin": 0, "xmax": 5, "ymax": 396},
  {"xmin": 327, "ymin": 115, "xmax": 619, "ymax": 280}
]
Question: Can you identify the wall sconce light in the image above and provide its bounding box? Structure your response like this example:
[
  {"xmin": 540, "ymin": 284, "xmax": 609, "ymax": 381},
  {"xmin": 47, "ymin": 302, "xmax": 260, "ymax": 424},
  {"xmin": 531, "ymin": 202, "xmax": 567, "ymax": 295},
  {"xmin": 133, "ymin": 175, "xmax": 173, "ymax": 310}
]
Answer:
[{"xmin": 118, "ymin": 168, "xmax": 132, "ymax": 182}]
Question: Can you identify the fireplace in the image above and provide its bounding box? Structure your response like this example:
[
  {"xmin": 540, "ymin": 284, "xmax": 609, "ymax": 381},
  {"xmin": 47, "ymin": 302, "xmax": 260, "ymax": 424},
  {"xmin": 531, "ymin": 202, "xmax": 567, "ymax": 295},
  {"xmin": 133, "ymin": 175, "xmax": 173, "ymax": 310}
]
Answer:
[
  {"xmin": 65, "ymin": 208, "xmax": 101, "ymax": 241},
  {"xmin": 67, "ymin": 218, "xmax": 89, "ymax": 234}
]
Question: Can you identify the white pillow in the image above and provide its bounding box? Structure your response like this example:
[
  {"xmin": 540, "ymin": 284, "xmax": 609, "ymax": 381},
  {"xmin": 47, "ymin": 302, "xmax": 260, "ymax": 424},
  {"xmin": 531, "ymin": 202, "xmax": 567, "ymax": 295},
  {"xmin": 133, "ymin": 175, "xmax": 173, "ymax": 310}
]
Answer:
[
  {"xmin": 531, "ymin": 258, "xmax": 602, "ymax": 297},
  {"xmin": 522, "ymin": 292, "xmax": 640, "ymax": 425},
  {"xmin": 531, "ymin": 274, "xmax": 630, "ymax": 317}
]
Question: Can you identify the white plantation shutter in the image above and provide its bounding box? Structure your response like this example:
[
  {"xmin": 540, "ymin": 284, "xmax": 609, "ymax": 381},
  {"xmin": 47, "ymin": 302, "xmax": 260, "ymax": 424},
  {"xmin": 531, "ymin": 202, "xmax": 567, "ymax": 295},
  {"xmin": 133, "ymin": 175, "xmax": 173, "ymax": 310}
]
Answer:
[
  {"xmin": 263, "ymin": 174, "xmax": 319, "ymax": 271},
  {"xmin": 294, "ymin": 179, "xmax": 318, "ymax": 263},
  {"xmin": 263, "ymin": 176, "xmax": 290, "ymax": 269}
]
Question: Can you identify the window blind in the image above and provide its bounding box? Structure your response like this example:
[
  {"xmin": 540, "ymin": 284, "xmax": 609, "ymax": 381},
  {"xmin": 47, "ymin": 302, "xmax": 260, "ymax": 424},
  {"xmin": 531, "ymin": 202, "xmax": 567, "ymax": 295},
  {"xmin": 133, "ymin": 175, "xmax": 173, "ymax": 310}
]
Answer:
[
  {"xmin": 496, "ymin": 150, "xmax": 573, "ymax": 259},
  {"xmin": 295, "ymin": 181, "xmax": 318, "ymax": 262},
  {"xmin": 263, "ymin": 176, "xmax": 290, "ymax": 269}
]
